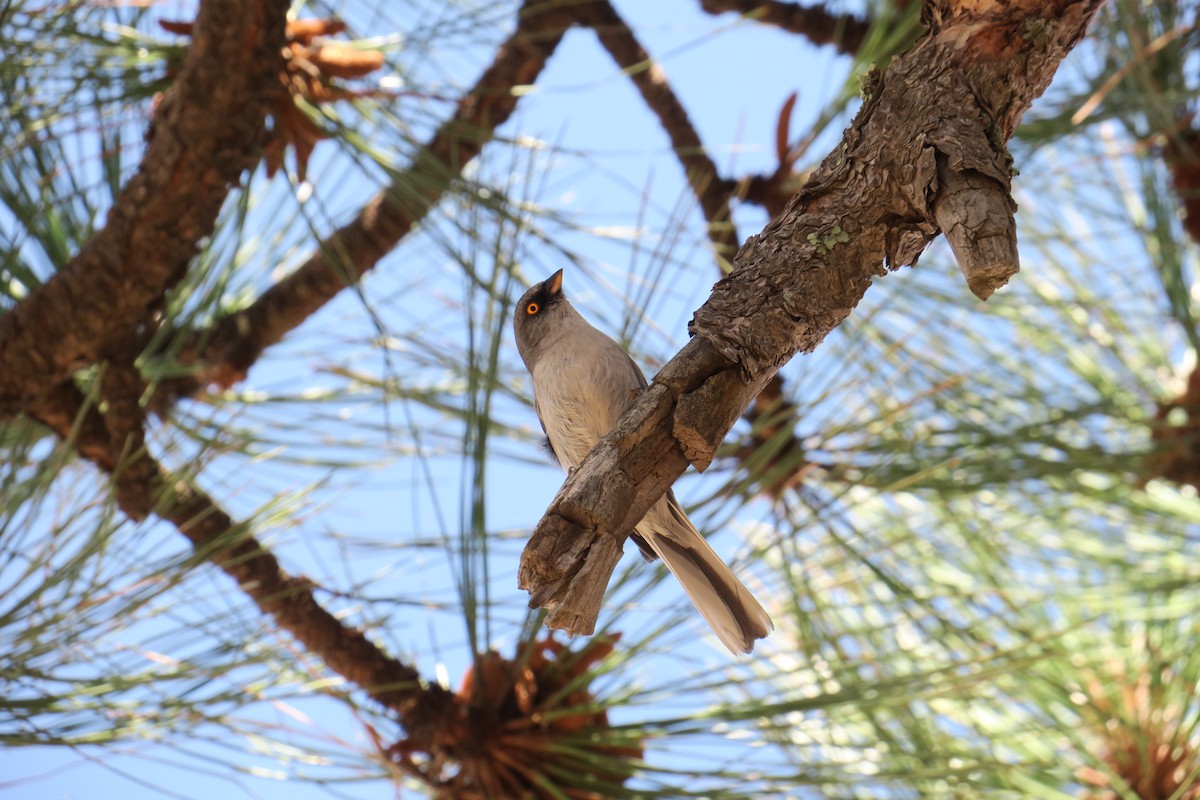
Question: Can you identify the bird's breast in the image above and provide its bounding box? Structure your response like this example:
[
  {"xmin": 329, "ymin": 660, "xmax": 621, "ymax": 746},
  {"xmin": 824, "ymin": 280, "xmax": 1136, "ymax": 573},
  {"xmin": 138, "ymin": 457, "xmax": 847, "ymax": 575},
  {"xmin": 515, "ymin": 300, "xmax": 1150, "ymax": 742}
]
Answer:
[{"xmin": 531, "ymin": 340, "xmax": 639, "ymax": 471}]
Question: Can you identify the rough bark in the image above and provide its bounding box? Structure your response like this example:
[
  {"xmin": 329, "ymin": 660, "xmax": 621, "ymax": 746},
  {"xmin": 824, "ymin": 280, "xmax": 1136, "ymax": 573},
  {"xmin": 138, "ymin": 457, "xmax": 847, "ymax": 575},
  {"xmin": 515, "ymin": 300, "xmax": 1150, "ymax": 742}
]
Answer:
[
  {"xmin": 10, "ymin": 0, "xmax": 575, "ymax": 755},
  {"xmin": 0, "ymin": 0, "xmax": 289, "ymax": 408},
  {"xmin": 520, "ymin": 0, "xmax": 1104, "ymax": 635}
]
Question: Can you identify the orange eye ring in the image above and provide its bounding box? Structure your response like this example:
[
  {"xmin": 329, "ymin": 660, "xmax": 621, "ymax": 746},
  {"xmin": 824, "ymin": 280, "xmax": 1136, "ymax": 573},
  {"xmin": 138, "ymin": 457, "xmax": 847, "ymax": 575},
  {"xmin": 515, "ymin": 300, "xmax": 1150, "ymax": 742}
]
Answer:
[{"xmin": 526, "ymin": 302, "xmax": 540, "ymax": 315}]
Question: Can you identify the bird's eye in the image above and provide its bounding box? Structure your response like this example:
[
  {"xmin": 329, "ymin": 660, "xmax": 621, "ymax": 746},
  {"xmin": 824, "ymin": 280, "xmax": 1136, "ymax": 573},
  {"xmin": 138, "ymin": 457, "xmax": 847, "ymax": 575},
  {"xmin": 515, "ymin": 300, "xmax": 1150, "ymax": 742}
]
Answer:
[{"xmin": 526, "ymin": 302, "xmax": 540, "ymax": 315}]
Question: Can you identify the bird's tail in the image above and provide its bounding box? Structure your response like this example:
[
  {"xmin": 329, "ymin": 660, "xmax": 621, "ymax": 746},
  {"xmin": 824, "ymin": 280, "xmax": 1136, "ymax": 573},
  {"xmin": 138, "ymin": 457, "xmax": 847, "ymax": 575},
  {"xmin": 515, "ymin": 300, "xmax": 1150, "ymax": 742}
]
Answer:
[{"xmin": 639, "ymin": 493, "xmax": 773, "ymax": 654}]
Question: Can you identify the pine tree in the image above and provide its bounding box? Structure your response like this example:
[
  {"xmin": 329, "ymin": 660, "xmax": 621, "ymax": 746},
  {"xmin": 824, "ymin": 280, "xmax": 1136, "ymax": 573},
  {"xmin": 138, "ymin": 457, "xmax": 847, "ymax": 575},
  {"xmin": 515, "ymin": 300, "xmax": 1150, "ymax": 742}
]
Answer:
[{"xmin": 5, "ymin": 1, "xmax": 1198, "ymax": 798}]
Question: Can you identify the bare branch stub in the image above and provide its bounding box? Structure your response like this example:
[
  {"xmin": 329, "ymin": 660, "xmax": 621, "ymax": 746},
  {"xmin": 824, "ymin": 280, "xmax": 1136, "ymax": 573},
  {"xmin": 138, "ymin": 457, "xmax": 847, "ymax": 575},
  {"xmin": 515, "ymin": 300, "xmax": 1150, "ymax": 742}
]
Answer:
[
  {"xmin": 520, "ymin": 0, "xmax": 1105, "ymax": 633},
  {"xmin": 933, "ymin": 156, "xmax": 1019, "ymax": 300},
  {"xmin": 695, "ymin": 0, "xmax": 1099, "ymax": 373}
]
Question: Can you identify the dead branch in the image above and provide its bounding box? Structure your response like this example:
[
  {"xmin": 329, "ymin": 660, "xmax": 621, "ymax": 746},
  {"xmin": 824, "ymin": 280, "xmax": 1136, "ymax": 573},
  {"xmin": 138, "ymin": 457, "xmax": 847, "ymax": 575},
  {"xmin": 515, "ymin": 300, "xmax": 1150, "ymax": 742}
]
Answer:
[{"xmin": 520, "ymin": 0, "xmax": 1104, "ymax": 635}]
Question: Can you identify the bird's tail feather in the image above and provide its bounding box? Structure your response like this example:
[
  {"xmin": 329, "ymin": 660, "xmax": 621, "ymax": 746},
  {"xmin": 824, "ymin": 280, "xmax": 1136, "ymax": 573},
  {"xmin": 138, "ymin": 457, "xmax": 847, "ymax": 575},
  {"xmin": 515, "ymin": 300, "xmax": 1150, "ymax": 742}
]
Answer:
[{"xmin": 641, "ymin": 496, "xmax": 773, "ymax": 654}]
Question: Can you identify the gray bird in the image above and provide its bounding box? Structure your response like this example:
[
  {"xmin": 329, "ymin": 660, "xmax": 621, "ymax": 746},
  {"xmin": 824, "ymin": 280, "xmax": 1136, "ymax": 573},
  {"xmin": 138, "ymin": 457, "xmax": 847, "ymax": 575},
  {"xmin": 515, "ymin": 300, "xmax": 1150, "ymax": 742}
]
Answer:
[{"xmin": 513, "ymin": 269, "xmax": 773, "ymax": 654}]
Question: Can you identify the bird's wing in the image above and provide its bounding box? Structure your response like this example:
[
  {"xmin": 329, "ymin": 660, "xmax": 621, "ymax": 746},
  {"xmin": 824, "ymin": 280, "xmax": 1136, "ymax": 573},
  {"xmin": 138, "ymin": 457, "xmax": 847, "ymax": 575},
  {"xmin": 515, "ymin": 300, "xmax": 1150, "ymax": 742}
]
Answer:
[
  {"xmin": 608, "ymin": 344, "xmax": 649, "ymax": 415},
  {"xmin": 622, "ymin": 348, "xmax": 649, "ymax": 391},
  {"xmin": 533, "ymin": 394, "xmax": 561, "ymax": 467}
]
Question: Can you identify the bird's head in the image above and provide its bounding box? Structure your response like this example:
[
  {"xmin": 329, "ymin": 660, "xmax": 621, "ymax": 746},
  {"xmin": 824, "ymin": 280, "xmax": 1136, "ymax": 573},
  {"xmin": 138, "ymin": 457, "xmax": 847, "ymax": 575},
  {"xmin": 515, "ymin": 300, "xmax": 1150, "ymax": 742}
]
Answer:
[{"xmin": 513, "ymin": 268, "xmax": 571, "ymax": 369}]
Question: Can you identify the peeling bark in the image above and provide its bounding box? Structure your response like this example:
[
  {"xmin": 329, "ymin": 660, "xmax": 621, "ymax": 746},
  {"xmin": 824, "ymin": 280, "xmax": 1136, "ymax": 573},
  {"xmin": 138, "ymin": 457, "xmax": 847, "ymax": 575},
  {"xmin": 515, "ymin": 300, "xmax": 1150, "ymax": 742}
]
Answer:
[{"xmin": 520, "ymin": 0, "xmax": 1104, "ymax": 635}]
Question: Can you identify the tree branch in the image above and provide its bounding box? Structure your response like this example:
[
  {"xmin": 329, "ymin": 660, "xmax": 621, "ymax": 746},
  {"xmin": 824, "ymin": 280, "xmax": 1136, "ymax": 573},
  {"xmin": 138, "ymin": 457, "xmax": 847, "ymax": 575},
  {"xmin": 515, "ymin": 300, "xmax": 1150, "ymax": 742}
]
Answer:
[
  {"xmin": 697, "ymin": 0, "xmax": 873, "ymax": 56},
  {"xmin": 160, "ymin": 479, "xmax": 457, "ymax": 743},
  {"xmin": 28, "ymin": 383, "xmax": 459, "ymax": 748},
  {"xmin": 157, "ymin": 0, "xmax": 571, "ymax": 402},
  {"xmin": 11, "ymin": 0, "xmax": 574, "ymax": 754},
  {"xmin": 580, "ymin": 0, "xmax": 740, "ymax": 261},
  {"xmin": 99, "ymin": 336, "xmax": 158, "ymax": 520},
  {"xmin": 0, "ymin": 0, "xmax": 289, "ymax": 408},
  {"xmin": 9, "ymin": 0, "xmax": 578, "ymax": 751},
  {"xmin": 520, "ymin": 0, "xmax": 1104, "ymax": 635}
]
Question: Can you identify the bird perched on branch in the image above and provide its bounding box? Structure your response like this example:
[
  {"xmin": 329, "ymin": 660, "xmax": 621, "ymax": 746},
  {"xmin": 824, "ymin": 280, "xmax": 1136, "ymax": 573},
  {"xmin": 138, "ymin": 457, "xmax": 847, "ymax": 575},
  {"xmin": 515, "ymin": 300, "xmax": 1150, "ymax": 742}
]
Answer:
[{"xmin": 513, "ymin": 269, "xmax": 772, "ymax": 654}]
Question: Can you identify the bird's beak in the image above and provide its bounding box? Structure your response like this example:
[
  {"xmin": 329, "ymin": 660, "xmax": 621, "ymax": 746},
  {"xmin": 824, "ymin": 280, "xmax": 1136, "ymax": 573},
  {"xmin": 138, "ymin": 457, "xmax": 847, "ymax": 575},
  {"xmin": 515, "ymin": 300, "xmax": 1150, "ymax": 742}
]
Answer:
[{"xmin": 546, "ymin": 269, "xmax": 563, "ymax": 297}]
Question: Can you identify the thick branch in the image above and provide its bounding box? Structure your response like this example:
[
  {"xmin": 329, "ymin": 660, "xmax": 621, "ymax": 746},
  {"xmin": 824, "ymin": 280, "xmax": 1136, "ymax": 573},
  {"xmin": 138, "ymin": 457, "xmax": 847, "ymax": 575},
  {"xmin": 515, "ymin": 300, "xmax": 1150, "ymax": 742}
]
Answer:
[
  {"xmin": 13, "ymin": 0, "xmax": 571, "ymax": 751},
  {"xmin": 160, "ymin": 479, "xmax": 457, "ymax": 741},
  {"xmin": 162, "ymin": 0, "xmax": 570, "ymax": 399},
  {"xmin": 579, "ymin": 1, "xmax": 824, "ymax": 503},
  {"xmin": 0, "ymin": 0, "xmax": 288, "ymax": 407},
  {"xmin": 10, "ymin": 0, "xmax": 567, "ymax": 742},
  {"xmin": 581, "ymin": 1, "xmax": 740, "ymax": 261},
  {"xmin": 521, "ymin": 0, "xmax": 1104, "ymax": 633},
  {"xmin": 698, "ymin": 0, "xmax": 872, "ymax": 56}
]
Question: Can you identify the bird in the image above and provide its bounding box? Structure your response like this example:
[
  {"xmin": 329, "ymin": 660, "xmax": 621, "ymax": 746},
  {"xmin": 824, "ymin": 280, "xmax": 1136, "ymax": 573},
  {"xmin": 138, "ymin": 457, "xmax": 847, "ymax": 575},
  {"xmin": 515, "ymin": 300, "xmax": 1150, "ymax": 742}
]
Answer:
[{"xmin": 513, "ymin": 268, "xmax": 772, "ymax": 654}]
